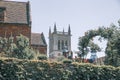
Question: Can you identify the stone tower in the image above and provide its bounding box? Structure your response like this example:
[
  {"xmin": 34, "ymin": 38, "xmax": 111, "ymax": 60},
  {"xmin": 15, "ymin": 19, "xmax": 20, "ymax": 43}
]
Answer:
[{"xmin": 49, "ymin": 23, "xmax": 71, "ymax": 57}]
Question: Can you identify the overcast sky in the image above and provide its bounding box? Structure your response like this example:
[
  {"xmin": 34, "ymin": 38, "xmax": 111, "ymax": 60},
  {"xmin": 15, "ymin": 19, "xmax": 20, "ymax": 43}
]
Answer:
[{"xmin": 11, "ymin": 0, "xmax": 120, "ymax": 56}]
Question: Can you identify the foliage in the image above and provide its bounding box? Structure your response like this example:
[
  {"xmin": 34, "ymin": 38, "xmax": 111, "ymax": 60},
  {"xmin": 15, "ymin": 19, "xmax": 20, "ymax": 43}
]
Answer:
[
  {"xmin": 105, "ymin": 29, "xmax": 120, "ymax": 66},
  {"xmin": 0, "ymin": 35, "xmax": 17, "ymax": 56},
  {"xmin": 56, "ymin": 56, "xmax": 65, "ymax": 62},
  {"xmin": 78, "ymin": 20, "xmax": 120, "ymax": 66},
  {"xmin": 78, "ymin": 26, "xmax": 115, "ymax": 57},
  {"xmin": 78, "ymin": 36, "xmax": 89, "ymax": 62},
  {"xmin": 12, "ymin": 34, "xmax": 36, "ymax": 59},
  {"xmin": 0, "ymin": 34, "xmax": 37, "ymax": 60},
  {"xmin": 88, "ymin": 41, "xmax": 101, "ymax": 53},
  {"xmin": 37, "ymin": 55, "xmax": 47, "ymax": 60},
  {"xmin": 0, "ymin": 58, "xmax": 120, "ymax": 80},
  {"xmin": 62, "ymin": 59, "xmax": 72, "ymax": 64}
]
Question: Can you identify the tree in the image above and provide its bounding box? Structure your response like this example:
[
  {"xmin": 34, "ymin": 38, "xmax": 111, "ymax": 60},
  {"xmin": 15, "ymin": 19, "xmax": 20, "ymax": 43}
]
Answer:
[
  {"xmin": 78, "ymin": 20, "xmax": 120, "ymax": 66},
  {"xmin": 78, "ymin": 36, "xmax": 89, "ymax": 62},
  {"xmin": 105, "ymin": 28, "xmax": 120, "ymax": 66},
  {"xmin": 0, "ymin": 34, "xmax": 41, "ymax": 60},
  {"xmin": 88, "ymin": 41, "xmax": 101, "ymax": 53},
  {"xmin": 13, "ymin": 34, "xmax": 35, "ymax": 59}
]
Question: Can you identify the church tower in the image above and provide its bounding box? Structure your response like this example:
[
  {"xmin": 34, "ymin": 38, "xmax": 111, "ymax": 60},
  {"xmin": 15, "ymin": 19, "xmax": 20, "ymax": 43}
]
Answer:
[{"xmin": 49, "ymin": 23, "xmax": 71, "ymax": 57}]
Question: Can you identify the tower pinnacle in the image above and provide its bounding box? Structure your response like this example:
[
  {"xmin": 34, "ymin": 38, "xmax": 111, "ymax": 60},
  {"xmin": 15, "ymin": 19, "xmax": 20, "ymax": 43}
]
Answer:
[
  {"xmin": 63, "ymin": 28, "xmax": 64, "ymax": 34},
  {"xmin": 54, "ymin": 23, "xmax": 57, "ymax": 33},
  {"xmin": 68, "ymin": 24, "xmax": 71, "ymax": 35},
  {"xmin": 49, "ymin": 27, "xmax": 51, "ymax": 35}
]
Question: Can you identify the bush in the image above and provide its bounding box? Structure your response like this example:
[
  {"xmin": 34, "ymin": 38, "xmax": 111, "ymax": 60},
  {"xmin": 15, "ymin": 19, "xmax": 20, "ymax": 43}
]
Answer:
[
  {"xmin": 62, "ymin": 59, "xmax": 72, "ymax": 64},
  {"xmin": 37, "ymin": 55, "xmax": 47, "ymax": 60},
  {"xmin": 0, "ymin": 58, "xmax": 119, "ymax": 80},
  {"xmin": 0, "ymin": 34, "xmax": 37, "ymax": 60}
]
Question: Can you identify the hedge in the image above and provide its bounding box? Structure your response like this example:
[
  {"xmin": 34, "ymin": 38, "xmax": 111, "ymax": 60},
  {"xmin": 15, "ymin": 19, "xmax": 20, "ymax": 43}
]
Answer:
[{"xmin": 0, "ymin": 58, "xmax": 120, "ymax": 80}]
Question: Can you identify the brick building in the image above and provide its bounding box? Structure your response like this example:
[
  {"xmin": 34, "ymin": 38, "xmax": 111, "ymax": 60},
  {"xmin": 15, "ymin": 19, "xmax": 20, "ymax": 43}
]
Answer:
[
  {"xmin": 0, "ymin": 0, "xmax": 31, "ymax": 39},
  {"xmin": 31, "ymin": 33, "xmax": 47, "ymax": 54},
  {"xmin": 0, "ymin": 0, "xmax": 47, "ymax": 54}
]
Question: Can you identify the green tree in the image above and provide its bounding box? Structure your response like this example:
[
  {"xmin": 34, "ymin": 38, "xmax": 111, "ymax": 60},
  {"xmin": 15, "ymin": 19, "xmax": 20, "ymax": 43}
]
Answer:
[
  {"xmin": 8, "ymin": 35, "xmax": 17, "ymax": 53},
  {"xmin": 78, "ymin": 36, "xmax": 89, "ymax": 62},
  {"xmin": 105, "ymin": 28, "xmax": 120, "ymax": 66},
  {"xmin": 78, "ymin": 20, "xmax": 120, "ymax": 66},
  {"xmin": 0, "ymin": 36, "xmax": 9, "ymax": 54},
  {"xmin": 13, "ymin": 34, "xmax": 35, "ymax": 59},
  {"xmin": 88, "ymin": 41, "xmax": 101, "ymax": 53},
  {"xmin": 0, "ymin": 34, "xmax": 40, "ymax": 60}
]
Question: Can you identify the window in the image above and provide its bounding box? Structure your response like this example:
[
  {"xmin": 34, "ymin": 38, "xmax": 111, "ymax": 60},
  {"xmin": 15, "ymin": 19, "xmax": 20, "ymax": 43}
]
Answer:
[
  {"xmin": 65, "ymin": 41, "xmax": 68, "ymax": 46},
  {"xmin": 58, "ymin": 40, "xmax": 60, "ymax": 50},
  {"xmin": 0, "ymin": 7, "xmax": 5, "ymax": 22},
  {"xmin": 65, "ymin": 40, "xmax": 68, "ymax": 50},
  {"xmin": 62, "ymin": 40, "xmax": 64, "ymax": 49}
]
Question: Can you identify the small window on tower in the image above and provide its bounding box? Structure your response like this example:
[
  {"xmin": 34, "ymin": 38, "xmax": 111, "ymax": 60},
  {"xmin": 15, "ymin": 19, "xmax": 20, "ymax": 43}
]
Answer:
[
  {"xmin": 62, "ymin": 40, "xmax": 64, "ymax": 49},
  {"xmin": 58, "ymin": 40, "xmax": 60, "ymax": 50},
  {"xmin": 65, "ymin": 41, "xmax": 68, "ymax": 46},
  {"xmin": 0, "ymin": 7, "xmax": 6, "ymax": 22}
]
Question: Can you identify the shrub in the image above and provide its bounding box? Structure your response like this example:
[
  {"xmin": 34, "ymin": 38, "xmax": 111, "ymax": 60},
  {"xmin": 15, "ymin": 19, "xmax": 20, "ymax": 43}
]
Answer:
[
  {"xmin": 37, "ymin": 55, "xmax": 47, "ymax": 60},
  {"xmin": 0, "ymin": 58, "xmax": 119, "ymax": 80},
  {"xmin": 62, "ymin": 59, "xmax": 72, "ymax": 64}
]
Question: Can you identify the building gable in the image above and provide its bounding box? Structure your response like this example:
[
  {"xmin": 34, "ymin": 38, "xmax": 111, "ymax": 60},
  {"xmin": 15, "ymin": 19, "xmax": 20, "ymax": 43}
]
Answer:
[
  {"xmin": 31, "ymin": 33, "xmax": 47, "ymax": 54},
  {"xmin": 31, "ymin": 33, "xmax": 47, "ymax": 46}
]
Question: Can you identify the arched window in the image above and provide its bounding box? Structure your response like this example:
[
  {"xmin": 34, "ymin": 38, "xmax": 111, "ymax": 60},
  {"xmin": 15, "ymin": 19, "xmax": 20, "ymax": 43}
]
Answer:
[
  {"xmin": 58, "ymin": 40, "xmax": 60, "ymax": 50},
  {"xmin": 62, "ymin": 40, "xmax": 64, "ymax": 49},
  {"xmin": 65, "ymin": 41, "xmax": 68, "ymax": 46}
]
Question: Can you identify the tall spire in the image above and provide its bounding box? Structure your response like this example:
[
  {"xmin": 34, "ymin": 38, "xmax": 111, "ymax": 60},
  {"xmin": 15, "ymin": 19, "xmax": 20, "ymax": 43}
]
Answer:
[
  {"xmin": 68, "ymin": 24, "xmax": 71, "ymax": 35},
  {"xmin": 54, "ymin": 23, "xmax": 57, "ymax": 33},
  {"xmin": 49, "ymin": 27, "xmax": 51, "ymax": 35},
  {"xmin": 63, "ymin": 28, "xmax": 64, "ymax": 34}
]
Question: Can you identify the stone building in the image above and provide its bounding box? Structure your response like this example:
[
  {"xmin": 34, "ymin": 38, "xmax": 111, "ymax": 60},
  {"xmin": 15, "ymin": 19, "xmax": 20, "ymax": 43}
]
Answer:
[
  {"xmin": 0, "ymin": 0, "xmax": 31, "ymax": 40},
  {"xmin": 49, "ymin": 23, "xmax": 71, "ymax": 58},
  {"xmin": 31, "ymin": 33, "xmax": 47, "ymax": 54}
]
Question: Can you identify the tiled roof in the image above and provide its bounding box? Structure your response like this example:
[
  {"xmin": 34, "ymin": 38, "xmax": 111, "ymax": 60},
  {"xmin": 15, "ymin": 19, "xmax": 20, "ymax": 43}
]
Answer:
[
  {"xmin": 31, "ymin": 33, "xmax": 47, "ymax": 46},
  {"xmin": 0, "ymin": 0, "xmax": 31, "ymax": 24}
]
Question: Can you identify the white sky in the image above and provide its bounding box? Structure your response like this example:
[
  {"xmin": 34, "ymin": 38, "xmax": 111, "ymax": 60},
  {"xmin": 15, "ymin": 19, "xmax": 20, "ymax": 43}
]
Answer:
[{"xmin": 10, "ymin": 0, "xmax": 120, "ymax": 57}]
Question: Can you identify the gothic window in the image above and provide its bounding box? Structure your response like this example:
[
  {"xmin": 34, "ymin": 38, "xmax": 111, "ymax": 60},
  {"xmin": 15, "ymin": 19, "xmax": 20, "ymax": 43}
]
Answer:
[
  {"xmin": 62, "ymin": 40, "xmax": 64, "ymax": 49},
  {"xmin": 0, "ymin": 7, "xmax": 5, "ymax": 22},
  {"xmin": 65, "ymin": 40, "xmax": 68, "ymax": 50},
  {"xmin": 65, "ymin": 41, "xmax": 68, "ymax": 46},
  {"xmin": 58, "ymin": 40, "xmax": 60, "ymax": 50}
]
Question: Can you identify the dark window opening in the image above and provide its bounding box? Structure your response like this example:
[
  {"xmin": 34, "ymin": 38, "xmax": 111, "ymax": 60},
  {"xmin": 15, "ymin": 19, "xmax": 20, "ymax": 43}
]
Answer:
[
  {"xmin": 0, "ymin": 7, "xmax": 6, "ymax": 22},
  {"xmin": 58, "ymin": 40, "xmax": 60, "ymax": 50},
  {"xmin": 62, "ymin": 40, "xmax": 64, "ymax": 49},
  {"xmin": 65, "ymin": 41, "xmax": 68, "ymax": 46}
]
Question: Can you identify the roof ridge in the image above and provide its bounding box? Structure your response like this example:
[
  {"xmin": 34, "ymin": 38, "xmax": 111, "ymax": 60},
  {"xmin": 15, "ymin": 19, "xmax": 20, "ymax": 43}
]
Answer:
[
  {"xmin": 0, "ymin": 0, "xmax": 28, "ymax": 3},
  {"xmin": 32, "ymin": 32, "xmax": 42, "ymax": 35}
]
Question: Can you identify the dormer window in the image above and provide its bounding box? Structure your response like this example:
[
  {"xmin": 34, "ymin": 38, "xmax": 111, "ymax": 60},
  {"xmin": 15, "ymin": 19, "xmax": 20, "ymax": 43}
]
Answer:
[{"xmin": 0, "ymin": 7, "xmax": 6, "ymax": 22}]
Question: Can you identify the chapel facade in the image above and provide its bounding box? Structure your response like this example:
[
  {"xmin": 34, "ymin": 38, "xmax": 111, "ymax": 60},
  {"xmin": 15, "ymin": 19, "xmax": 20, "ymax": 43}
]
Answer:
[{"xmin": 49, "ymin": 23, "xmax": 71, "ymax": 58}]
